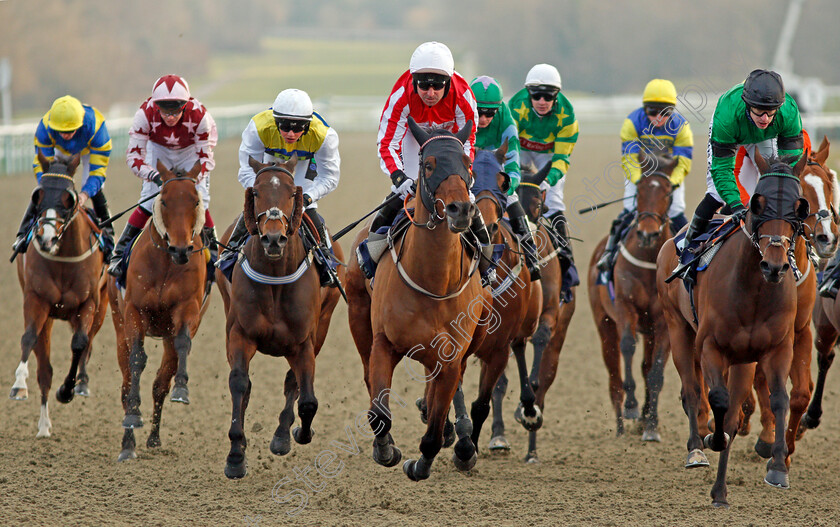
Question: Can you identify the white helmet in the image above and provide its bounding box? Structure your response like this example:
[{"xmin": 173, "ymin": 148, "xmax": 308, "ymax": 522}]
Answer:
[
  {"xmin": 151, "ymin": 74, "xmax": 191, "ymax": 102},
  {"xmin": 409, "ymin": 42, "xmax": 454, "ymax": 77},
  {"xmin": 272, "ymin": 89, "xmax": 313, "ymax": 121},
  {"xmin": 524, "ymin": 64, "xmax": 562, "ymax": 90}
]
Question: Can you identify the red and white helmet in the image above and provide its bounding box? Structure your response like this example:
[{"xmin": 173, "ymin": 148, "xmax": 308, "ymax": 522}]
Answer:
[
  {"xmin": 151, "ymin": 74, "xmax": 191, "ymax": 103},
  {"xmin": 409, "ymin": 42, "xmax": 454, "ymax": 77}
]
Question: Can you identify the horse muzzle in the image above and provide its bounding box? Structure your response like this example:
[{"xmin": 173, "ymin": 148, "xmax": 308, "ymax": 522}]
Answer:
[
  {"xmin": 445, "ymin": 201, "xmax": 475, "ymax": 233},
  {"xmin": 813, "ymin": 233, "xmax": 838, "ymax": 259},
  {"xmin": 636, "ymin": 229, "xmax": 661, "ymax": 249},
  {"xmin": 260, "ymin": 232, "xmax": 288, "ymax": 259},
  {"xmin": 167, "ymin": 245, "xmax": 194, "ymax": 265},
  {"xmin": 759, "ymin": 258, "xmax": 789, "ymax": 284}
]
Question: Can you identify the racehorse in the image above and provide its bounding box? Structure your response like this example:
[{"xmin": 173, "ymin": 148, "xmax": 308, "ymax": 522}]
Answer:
[
  {"xmin": 107, "ymin": 161, "xmax": 211, "ymax": 462},
  {"xmin": 488, "ymin": 161, "xmax": 576, "ymax": 462},
  {"xmin": 588, "ymin": 152, "xmax": 677, "ymax": 441},
  {"xmin": 656, "ymin": 153, "xmax": 810, "ymax": 507},
  {"xmin": 346, "ymin": 118, "xmax": 491, "ymax": 481},
  {"xmin": 216, "ymin": 156, "xmax": 344, "ymax": 479},
  {"xmin": 458, "ymin": 147, "xmax": 541, "ymax": 451},
  {"xmin": 12, "ymin": 152, "xmax": 108, "ymax": 437}
]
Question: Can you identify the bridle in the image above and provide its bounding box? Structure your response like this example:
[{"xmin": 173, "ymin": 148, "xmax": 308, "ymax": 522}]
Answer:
[
  {"xmin": 151, "ymin": 175, "xmax": 205, "ymax": 254},
  {"xmin": 253, "ymin": 165, "xmax": 297, "ymax": 237},
  {"xmin": 629, "ymin": 172, "xmax": 673, "ymax": 236}
]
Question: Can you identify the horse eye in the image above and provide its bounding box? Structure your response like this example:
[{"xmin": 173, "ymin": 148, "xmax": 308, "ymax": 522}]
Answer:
[
  {"xmin": 161, "ymin": 200, "xmax": 167, "ymax": 207},
  {"xmin": 195, "ymin": 200, "xmax": 200, "ymax": 207}
]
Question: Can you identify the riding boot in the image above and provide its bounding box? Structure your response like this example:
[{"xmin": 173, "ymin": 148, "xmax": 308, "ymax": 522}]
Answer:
[
  {"xmin": 507, "ymin": 201, "xmax": 540, "ymax": 281},
  {"xmin": 202, "ymin": 225, "xmax": 219, "ymax": 262},
  {"xmin": 356, "ymin": 193, "xmax": 402, "ymax": 279},
  {"xmin": 11, "ymin": 200, "xmax": 38, "ymax": 255},
  {"xmin": 596, "ymin": 221, "xmax": 621, "ymax": 272},
  {"xmin": 305, "ymin": 208, "xmax": 338, "ymax": 288},
  {"xmin": 669, "ymin": 215, "xmax": 711, "ymax": 286},
  {"xmin": 548, "ymin": 212, "xmax": 574, "ymax": 265},
  {"xmin": 91, "ymin": 191, "xmax": 115, "ymax": 239},
  {"xmin": 819, "ymin": 252, "xmax": 840, "ymax": 299},
  {"xmin": 217, "ymin": 213, "xmax": 249, "ymax": 266},
  {"xmin": 108, "ymin": 224, "xmax": 143, "ymax": 277},
  {"xmin": 470, "ymin": 209, "xmax": 497, "ymax": 287}
]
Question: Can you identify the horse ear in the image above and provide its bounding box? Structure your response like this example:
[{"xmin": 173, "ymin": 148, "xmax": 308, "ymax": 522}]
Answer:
[
  {"xmin": 456, "ymin": 121, "xmax": 474, "ymax": 145},
  {"xmin": 750, "ymin": 193, "xmax": 766, "ymax": 216},
  {"xmin": 186, "ymin": 161, "xmax": 202, "ymax": 179},
  {"xmin": 792, "ymin": 149, "xmax": 807, "ymax": 177},
  {"xmin": 243, "ymin": 188, "xmax": 259, "ymax": 236},
  {"xmin": 814, "ymin": 136, "xmax": 830, "ymax": 166},
  {"xmin": 407, "ymin": 117, "xmax": 430, "ymax": 145},
  {"xmin": 496, "ymin": 171, "xmax": 511, "ymax": 193},
  {"xmin": 283, "ymin": 153, "xmax": 298, "ymax": 173},
  {"xmin": 533, "ymin": 161, "xmax": 551, "ymax": 185},
  {"xmin": 796, "ymin": 197, "xmax": 810, "ymax": 221},
  {"xmin": 495, "ymin": 141, "xmax": 508, "ymax": 165},
  {"xmin": 156, "ymin": 161, "xmax": 174, "ymax": 181},
  {"xmin": 30, "ymin": 187, "xmax": 44, "ymax": 205},
  {"xmin": 248, "ymin": 156, "xmax": 266, "ymax": 174},
  {"xmin": 637, "ymin": 148, "xmax": 647, "ymax": 167},
  {"xmin": 37, "ymin": 151, "xmax": 49, "ymax": 174},
  {"xmin": 68, "ymin": 153, "xmax": 81, "ymax": 175},
  {"xmin": 753, "ymin": 149, "xmax": 770, "ymax": 175}
]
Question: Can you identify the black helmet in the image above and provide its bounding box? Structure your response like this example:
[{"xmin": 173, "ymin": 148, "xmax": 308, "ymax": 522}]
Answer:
[{"xmin": 741, "ymin": 69, "xmax": 785, "ymax": 110}]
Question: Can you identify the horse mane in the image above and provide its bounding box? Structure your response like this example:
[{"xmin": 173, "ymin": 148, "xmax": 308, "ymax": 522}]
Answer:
[{"xmin": 244, "ymin": 188, "xmax": 258, "ymax": 236}]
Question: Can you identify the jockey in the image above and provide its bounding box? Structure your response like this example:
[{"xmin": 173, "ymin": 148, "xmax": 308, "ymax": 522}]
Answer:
[
  {"xmin": 679, "ymin": 69, "xmax": 803, "ymax": 253},
  {"xmin": 218, "ymin": 88, "xmax": 340, "ymax": 288},
  {"xmin": 13, "ymin": 95, "xmax": 115, "ymax": 258},
  {"xmin": 109, "ymin": 74, "xmax": 219, "ymax": 276},
  {"xmin": 358, "ymin": 41, "xmax": 497, "ymax": 284},
  {"xmin": 596, "ymin": 79, "xmax": 693, "ymax": 271},
  {"xmin": 470, "ymin": 75, "xmax": 541, "ymax": 281},
  {"xmin": 508, "ymin": 63, "xmax": 580, "ymax": 277}
]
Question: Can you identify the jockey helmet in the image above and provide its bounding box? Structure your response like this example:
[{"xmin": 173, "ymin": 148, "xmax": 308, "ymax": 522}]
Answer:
[
  {"xmin": 272, "ymin": 89, "xmax": 313, "ymax": 121},
  {"xmin": 470, "ymin": 76, "xmax": 504, "ymax": 108},
  {"xmin": 409, "ymin": 42, "xmax": 454, "ymax": 77},
  {"xmin": 741, "ymin": 69, "xmax": 785, "ymax": 110},
  {"xmin": 642, "ymin": 79, "xmax": 677, "ymax": 106},
  {"xmin": 151, "ymin": 74, "xmax": 191, "ymax": 103},
  {"xmin": 47, "ymin": 95, "xmax": 85, "ymax": 132},
  {"xmin": 525, "ymin": 64, "xmax": 562, "ymax": 90}
]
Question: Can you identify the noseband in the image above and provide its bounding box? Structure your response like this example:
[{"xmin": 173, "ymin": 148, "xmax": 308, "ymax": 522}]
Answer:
[{"xmin": 252, "ymin": 165, "xmax": 297, "ymax": 237}]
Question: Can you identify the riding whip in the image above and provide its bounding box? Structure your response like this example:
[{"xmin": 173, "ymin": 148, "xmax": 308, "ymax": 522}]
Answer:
[{"xmin": 333, "ymin": 192, "xmax": 403, "ymax": 241}]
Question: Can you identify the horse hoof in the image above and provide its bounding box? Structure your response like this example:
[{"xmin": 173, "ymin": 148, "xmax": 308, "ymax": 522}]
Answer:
[
  {"xmin": 523, "ymin": 451, "xmax": 539, "ymax": 464},
  {"xmin": 292, "ymin": 426, "xmax": 313, "ymax": 445},
  {"xmin": 373, "ymin": 444, "xmax": 402, "ymax": 467},
  {"xmin": 74, "ymin": 383, "xmax": 90, "ymax": 397},
  {"xmin": 800, "ymin": 413, "xmax": 820, "ymax": 430},
  {"xmin": 703, "ymin": 432, "xmax": 730, "ymax": 452},
  {"xmin": 225, "ymin": 459, "xmax": 248, "ymax": 480},
  {"xmin": 122, "ymin": 414, "xmax": 144, "ymax": 429},
  {"xmin": 146, "ymin": 433, "xmax": 161, "ymax": 449},
  {"xmin": 402, "ymin": 459, "xmax": 428, "ymax": 482},
  {"xmin": 270, "ymin": 434, "xmax": 291, "ymax": 456},
  {"xmin": 55, "ymin": 385, "xmax": 75, "ymax": 404},
  {"xmin": 514, "ymin": 403, "xmax": 543, "ymax": 432},
  {"xmin": 452, "ymin": 451, "xmax": 477, "ymax": 472},
  {"xmin": 685, "ymin": 448, "xmax": 709, "ymax": 468},
  {"xmin": 36, "ymin": 428, "xmax": 51, "ymax": 439},
  {"xmin": 415, "ymin": 397, "xmax": 428, "ymax": 424},
  {"xmin": 765, "ymin": 469, "xmax": 790, "ymax": 489},
  {"xmin": 442, "ymin": 421, "xmax": 456, "ymax": 448},
  {"xmin": 623, "ymin": 405, "xmax": 640, "ymax": 420},
  {"xmin": 712, "ymin": 500, "xmax": 730, "ymax": 509},
  {"xmin": 117, "ymin": 449, "xmax": 137, "ymax": 462},
  {"xmin": 753, "ymin": 438, "xmax": 772, "ymax": 459},
  {"xmin": 170, "ymin": 386, "xmax": 190, "ymax": 405},
  {"xmin": 9, "ymin": 387, "xmax": 28, "ymax": 400},
  {"xmin": 641, "ymin": 429, "xmax": 661, "ymax": 442},
  {"xmin": 488, "ymin": 435, "xmax": 510, "ymax": 453}
]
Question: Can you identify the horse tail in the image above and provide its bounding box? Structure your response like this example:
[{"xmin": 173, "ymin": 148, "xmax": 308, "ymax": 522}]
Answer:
[{"xmin": 244, "ymin": 188, "xmax": 259, "ymax": 235}]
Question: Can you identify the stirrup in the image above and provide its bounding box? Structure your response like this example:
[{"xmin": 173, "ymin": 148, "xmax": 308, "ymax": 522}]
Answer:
[
  {"xmin": 596, "ymin": 252, "xmax": 612, "ymax": 272},
  {"xmin": 819, "ymin": 279, "xmax": 838, "ymax": 299},
  {"xmin": 107, "ymin": 257, "xmax": 122, "ymax": 277}
]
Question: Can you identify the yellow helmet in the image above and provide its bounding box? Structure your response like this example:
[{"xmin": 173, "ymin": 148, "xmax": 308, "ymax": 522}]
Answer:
[
  {"xmin": 47, "ymin": 95, "xmax": 85, "ymax": 132},
  {"xmin": 642, "ymin": 79, "xmax": 677, "ymax": 106}
]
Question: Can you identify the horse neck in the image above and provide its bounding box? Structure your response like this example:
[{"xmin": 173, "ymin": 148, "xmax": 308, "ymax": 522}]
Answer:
[{"xmin": 402, "ymin": 216, "xmax": 466, "ymax": 290}]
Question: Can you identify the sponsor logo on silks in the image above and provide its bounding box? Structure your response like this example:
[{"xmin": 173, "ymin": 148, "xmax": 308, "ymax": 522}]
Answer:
[{"xmin": 519, "ymin": 138, "xmax": 554, "ymax": 152}]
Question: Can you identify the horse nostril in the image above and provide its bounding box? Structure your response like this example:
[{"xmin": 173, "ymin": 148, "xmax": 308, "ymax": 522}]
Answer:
[
  {"xmin": 816, "ymin": 234, "xmax": 829, "ymax": 245},
  {"xmin": 760, "ymin": 261, "xmax": 771, "ymax": 273},
  {"xmin": 445, "ymin": 203, "xmax": 460, "ymax": 216},
  {"xmin": 780, "ymin": 263, "xmax": 790, "ymax": 275}
]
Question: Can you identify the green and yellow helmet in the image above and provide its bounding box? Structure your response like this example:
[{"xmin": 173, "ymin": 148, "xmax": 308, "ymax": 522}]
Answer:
[
  {"xmin": 470, "ymin": 76, "xmax": 504, "ymax": 109},
  {"xmin": 47, "ymin": 95, "xmax": 85, "ymax": 132}
]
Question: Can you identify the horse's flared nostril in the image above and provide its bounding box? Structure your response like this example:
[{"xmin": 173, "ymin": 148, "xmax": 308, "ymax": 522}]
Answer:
[
  {"xmin": 760, "ymin": 261, "xmax": 771, "ymax": 274},
  {"xmin": 445, "ymin": 203, "xmax": 460, "ymax": 217},
  {"xmin": 816, "ymin": 234, "xmax": 830, "ymax": 245}
]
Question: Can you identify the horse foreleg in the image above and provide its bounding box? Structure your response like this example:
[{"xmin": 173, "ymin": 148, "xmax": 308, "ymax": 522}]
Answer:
[
  {"xmin": 122, "ymin": 306, "xmax": 148, "ymax": 430},
  {"xmin": 148, "ymin": 338, "xmax": 179, "ymax": 449},
  {"xmin": 489, "ymin": 372, "xmax": 509, "ymax": 452},
  {"xmin": 594, "ymin": 307, "xmax": 623, "ymax": 436},
  {"xmin": 512, "ymin": 339, "xmax": 540, "ymax": 432},
  {"xmin": 667, "ymin": 314, "xmax": 707, "ymax": 468},
  {"xmin": 763, "ymin": 355, "xmax": 792, "ymax": 490},
  {"xmin": 271, "ymin": 369, "xmax": 297, "ymax": 456},
  {"xmin": 76, "ymin": 282, "xmax": 108, "ymax": 398},
  {"xmin": 57, "ymin": 300, "xmax": 97, "ymax": 404},
  {"xmin": 290, "ymin": 339, "xmax": 318, "ymax": 446},
  {"xmin": 471, "ymin": 352, "xmax": 508, "ymax": 451},
  {"xmin": 785, "ymin": 325, "xmax": 813, "ymax": 464},
  {"xmin": 404, "ymin": 365, "xmax": 460, "ymax": 481},
  {"xmin": 752, "ymin": 369, "xmax": 775, "ymax": 459},
  {"xmin": 12, "ymin": 295, "xmax": 51, "ymax": 401},
  {"xmin": 739, "ymin": 386, "xmax": 756, "ymax": 437},
  {"xmin": 367, "ymin": 334, "xmax": 404, "ymax": 469},
  {"xmin": 702, "ymin": 346, "xmax": 731, "ymax": 453},
  {"xmin": 641, "ymin": 319, "xmax": 669, "ymax": 442},
  {"xmin": 527, "ymin": 320, "xmax": 552, "ymax": 394},
  {"xmin": 451, "ymin": 382, "xmax": 477, "ymax": 471},
  {"xmin": 801, "ymin": 317, "xmax": 838, "ymax": 431},
  {"xmin": 34, "ymin": 320, "xmax": 54, "ymax": 438},
  {"xmin": 225, "ymin": 329, "xmax": 256, "ymax": 479},
  {"xmin": 619, "ymin": 322, "xmax": 640, "ymax": 421},
  {"xmin": 170, "ymin": 325, "xmax": 192, "ymax": 405}
]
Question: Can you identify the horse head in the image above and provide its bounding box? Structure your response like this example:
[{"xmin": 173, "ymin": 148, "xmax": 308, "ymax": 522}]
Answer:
[
  {"xmin": 153, "ymin": 160, "xmax": 203, "ymax": 265},
  {"xmin": 801, "ymin": 137, "xmax": 839, "ymax": 258},
  {"xmin": 407, "ymin": 117, "xmax": 475, "ymax": 233},
  {"xmin": 471, "ymin": 145, "xmax": 510, "ymax": 241},
  {"xmin": 244, "ymin": 155, "xmax": 302, "ymax": 259},
  {"xmin": 517, "ymin": 161, "xmax": 550, "ymax": 223},
  {"xmin": 634, "ymin": 150, "xmax": 675, "ymax": 248},
  {"xmin": 32, "ymin": 151, "xmax": 81, "ymax": 253},
  {"xmin": 750, "ymin": 152, "xmax": 810, "ymax": 283}
]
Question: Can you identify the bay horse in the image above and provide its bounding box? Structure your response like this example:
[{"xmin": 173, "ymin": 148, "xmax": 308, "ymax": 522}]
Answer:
[
  {"xmin": 455, "ymin": 147, "xmax": 542, "ymax": 452},
  {"xmin": 488, "ymin": 161, "xmax": 576, "ymax": 462},
  {"xmin": 12, "ymin": 152, "xmax": 108, "ymax": 437},
  {"xmin": 216, "ymin": 156, "xmax": 344, "ymax": 479},
  {"xmin": 107, "ymin": 160, "xmax": 210, "ymax": 461},
  {"xmin": 346, "ymin": 118, "xmax": 491, "ymax": 481},
  {"xmin": 656, "ymin": 153, "xmax": 810, "ymax": 507},
  {"xmin": 587, "ymin": 152, "xmax": 677, "ymax": 441}
]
